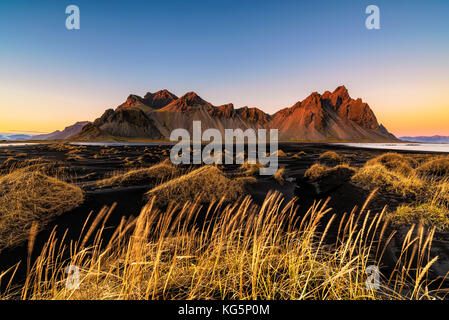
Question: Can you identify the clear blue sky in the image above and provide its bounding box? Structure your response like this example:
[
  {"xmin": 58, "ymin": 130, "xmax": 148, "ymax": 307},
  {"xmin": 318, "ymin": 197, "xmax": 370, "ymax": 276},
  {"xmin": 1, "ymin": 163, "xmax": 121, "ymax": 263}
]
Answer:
[{"xmin": 1, "ymin": 0, "xmax": 448, "ymax": 135}]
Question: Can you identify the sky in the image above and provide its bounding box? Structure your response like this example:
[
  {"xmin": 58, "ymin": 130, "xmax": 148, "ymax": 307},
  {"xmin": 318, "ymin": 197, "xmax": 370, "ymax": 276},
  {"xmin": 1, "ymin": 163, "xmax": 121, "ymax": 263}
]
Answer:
[{"xmin": 0, "ymin": 0, "xmax": 448, "ymax": 137}]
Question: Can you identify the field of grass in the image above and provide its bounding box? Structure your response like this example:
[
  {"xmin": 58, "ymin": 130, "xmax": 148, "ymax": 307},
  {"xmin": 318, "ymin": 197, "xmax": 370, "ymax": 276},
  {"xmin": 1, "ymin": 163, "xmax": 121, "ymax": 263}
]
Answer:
[
  {"xmin": 0, "ymin": 192, "xmax": 445, "ymax": 300},
  {"xmin": 0, "ymin": 149, "xmax": 448, "ymax": 300}
]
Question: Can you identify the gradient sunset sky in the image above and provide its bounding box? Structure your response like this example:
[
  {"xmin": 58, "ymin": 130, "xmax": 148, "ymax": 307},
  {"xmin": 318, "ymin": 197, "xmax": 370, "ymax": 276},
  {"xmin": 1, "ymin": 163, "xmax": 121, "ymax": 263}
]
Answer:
[{"xmin": 1, "ymin": 0, "xmax": 448, "ymax": 136}]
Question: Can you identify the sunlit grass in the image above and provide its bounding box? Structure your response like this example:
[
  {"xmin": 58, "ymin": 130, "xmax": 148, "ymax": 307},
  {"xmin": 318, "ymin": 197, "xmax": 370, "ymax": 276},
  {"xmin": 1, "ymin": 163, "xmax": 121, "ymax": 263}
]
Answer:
[
  {"xmin": 0, "ymin": 168, "xmax": 83, "ymax": 252},
  {"xmin": 1, "ymin": 150, "xmax": 449, "ymax": 300},
  {"xmin": 0, "ymin": 191, "xmax": 445, "ymax": 300}
]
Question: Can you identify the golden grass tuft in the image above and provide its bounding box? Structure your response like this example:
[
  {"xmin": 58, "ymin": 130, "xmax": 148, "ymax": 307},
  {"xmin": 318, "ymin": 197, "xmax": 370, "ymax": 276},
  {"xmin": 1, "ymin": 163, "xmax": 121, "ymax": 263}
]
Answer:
[
  {"xmin": 240, "ymin": 160, "xmax": 265, "ymax": 176},
  {"xmin": 292, "ymin": 151, "xmax": 306, "ymax": 159},
  {"xmin": 319, "ymin": 151, "xmax": 343, "ymax": 162},
  {"xmin": 273, "ymin": 167, "xmax": 285, "ymax": 184},
  {"xmin": 352, "ymin": 164, "xmax": 423, "ymax": 198},
  {"xmin": 272, "ymin": 149, "xmax": 287, "ymax": 157},
  {"xmin": 304, "ymin": 163, "xmax": 329, "ymax": 180},
  {"xmin": 416, "ymin": 157, "xmax": 449, "ymax": 177},
  {"xmin": 304, "ymin": 163, "xmax": 356, "ymax": 181},
  {"xmin": 0, "ymin": 169, "xmax": 83, "ymax": 251},
  {"xmin": 145, "ymin": 165, "xmax": 252, "ymax": 206},
  {"xmin": 366, "ymin": 153, "xmax": 415, "ymax": 175},
  {"xmin": 97, "ymin": 160, "xmax": 180, "ymax": 188},
  {"xmin": 387, "ymin": 203, "xmax": 449, "ymax": 230}
]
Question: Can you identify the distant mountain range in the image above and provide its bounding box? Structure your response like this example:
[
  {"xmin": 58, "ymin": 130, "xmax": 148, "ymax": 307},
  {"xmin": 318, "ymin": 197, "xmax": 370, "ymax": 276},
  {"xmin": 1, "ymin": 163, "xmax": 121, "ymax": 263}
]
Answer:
[
  {"xmin": 71, "ymin": 85, "xmax": 396, "ymax": 142},
  {"xmin": 0, "ymin": 133, "xmax": 32, "ymax": 141},
  {"xmin": 399, "ymin": 136, "xmax": 449, "ymax": 143},
  {"xmin": 30, "ymin": 121, "xmax": 90, "ymax": 140},
  {"xmin": 1, "ymin": 122, "xmax": 90, "ymax": 141}
]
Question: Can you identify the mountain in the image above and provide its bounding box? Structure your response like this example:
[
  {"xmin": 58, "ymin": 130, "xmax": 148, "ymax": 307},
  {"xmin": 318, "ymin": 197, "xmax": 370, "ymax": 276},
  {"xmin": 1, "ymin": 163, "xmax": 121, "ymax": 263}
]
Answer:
[
  {"xmin": 270, "ymin": 86, "xmax": 395, "ymax": 141},
  {"xmin": 399, "ymin": 135, "xmax": 449, "ymax": 143},
  {"xmin": 143, "ymin": 90, "xmax": 179, "ymax": 109},
  {"xmin": 77, "ymin": 109, "xmax": 161, "ymax": 140},
  {"xmin": 72, "ymin": 86, "xmax": 396, "ymax": 142},
  {"xmin": 0, "ymin": 134, "xmax": 32, "ymax": 141},
  {"xmin": 74, "ymin": 91, "xmax": 270, "ymax": 140},
  {"xmin": 31, "ymin": 121, "xmax": 90, "ymax": 140},
  {"xmin": 117, "ymin": 90, "xmax": 179, "ymax": 111}
]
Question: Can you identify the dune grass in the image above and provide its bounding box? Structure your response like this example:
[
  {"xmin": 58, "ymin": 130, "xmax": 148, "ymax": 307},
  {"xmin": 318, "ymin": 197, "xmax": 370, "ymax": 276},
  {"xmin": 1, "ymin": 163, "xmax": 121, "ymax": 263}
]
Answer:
[
  {"xmin": 386, "ymin": 203, "xmax": 449, "ymax": 231},
  {"xmin": 240, "ymin": 160, "xmax": 266, "ymax": 176},
  {"xmin": 292, "ymin": 151, "xmax": 306, "ymax": 159},
  {"xmin": 351, "ymin": 153, "xmax": 449, "ymax": 200},
  {"xmin": 304, "ymin": 163, "xmax": 356, "ymax": 181},
  {"xmin": 0, "ymin": 151, "xmax": 448, "ymax": 300},
  {"xmin": 352, "ymin": 164, "xmax": 423, "ymax": 198},
  {"xmin": 97, "ymin": 160, "xmax": 180, "ymax": 188},
  {"xmin": 0, "ymin": 192, "xmax": 445, "ymax": 300},
  {"xmin": 351, "ymin": 153, "xmax": 449, "ymax": 233},
  {"xmin": 417, "ymin": 157, "xmax": 449, "ymax": 177},
  {"xmin": 0, "ymin": 169, "xmax": 83, "ymax": 252},
  {"xmin": 365, "ymin": 153, "xmax": 416, "ymax": 175},
  {"xmin": 272, "ymin": 149, "xmax": 287, "ymax": 157},
  {"xmin": 319, "ymin": 151, "xmax": 343, "ymax": 162},
  {"xmin": 273, "ymin": 167, "xmax": 285, "ymax": 184},
  {"xmin": 145, "ymin": 165, "xmax": 254, "ymax": 206},
  {"xmin": 304, "ymin": 163, "xmax": 328, "ymax": 180}
]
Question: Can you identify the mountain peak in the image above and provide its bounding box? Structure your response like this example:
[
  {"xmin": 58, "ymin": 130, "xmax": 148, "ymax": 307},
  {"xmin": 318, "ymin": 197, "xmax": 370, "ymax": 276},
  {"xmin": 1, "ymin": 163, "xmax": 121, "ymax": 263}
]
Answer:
[
  {"xmin": 333, "ymin": 85, "xmax": 348, "ymax": 94},
  {"xmin": 120, "ymin": 94, "xmax": 145, "ymax": 109},
  {"xmin": 143, "ymin": 89, "xmax": 178, "ymax": 109},
  {"xmin": 302, "ymin": 91, "xmax": 322, "ymax": 106},
  {"xmin": 144, "ymin": 89, "xmax": 177, "ymax": 100},
  {"xmin": 160, "ymin": 91, "xmax": 211, "ymax": 112},
  {"xmin": 179, "ymin": 92, "xmax": 208, "ymax": 105}
]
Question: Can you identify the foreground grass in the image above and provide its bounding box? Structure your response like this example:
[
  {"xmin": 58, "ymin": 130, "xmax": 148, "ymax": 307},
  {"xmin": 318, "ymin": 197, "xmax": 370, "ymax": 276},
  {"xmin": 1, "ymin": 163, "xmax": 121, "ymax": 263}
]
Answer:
[
  {"xmin": 0, "ymin": 191, "xmax": 445, "ymax": 300},
  {"xmin": 0, "ymin": 151, "xmax": 448, "ymax": 299}
]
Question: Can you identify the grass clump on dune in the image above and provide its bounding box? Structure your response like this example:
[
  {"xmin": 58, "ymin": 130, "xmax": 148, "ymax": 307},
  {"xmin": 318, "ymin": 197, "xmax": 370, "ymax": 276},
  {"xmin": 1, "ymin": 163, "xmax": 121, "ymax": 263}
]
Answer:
[
  {"xmin": 272, "ymin": 149, "xmax": 287, "ymax": 157},
  {"xmin": 304, "ymin": 163, "xmax": 329, "ymax": 180},
  {"xmin": 292, "ymin": 151, "xmax": 306, "ymax": 159},
  {"xmin": 304, "ymin": 163, "xmax": 356, "ymax": 181},
  {"xmin": 97, "ymin": 160, "xmax": 179, "ymax": 188},
  {"xmin": 365, "ymin": 153, "xmax": 415, "ymax": 175},
  {"xmin": 240, "ymin": 160, "xmax": 265, "ymax": 176},
  {"xmin": 387, "ymin": 203, "xmax": 449, "ymax": 231},
  {"xmin": 273, "ymin": 167, "xmax": 285, "ymax": 184},
  {"xmin": 0, "ymin": 169, "xmax": 83, "ymax": 251},
  {"xmin": 417, "ymin": 157, "xmax": 449, "ymax": 177},
  {"xmin": 319, "ymin": 151, "xmax": 343, "ymax": 162},
  {"xmin": 352, "ymin": 164, "xmax": 423, "ymax": 198},
  {"xmin": 146, "ymin": 165, "xmax": 254, "ymax": 206}
]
